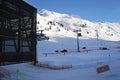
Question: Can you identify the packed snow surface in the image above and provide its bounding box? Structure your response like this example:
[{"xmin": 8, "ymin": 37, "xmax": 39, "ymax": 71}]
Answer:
[{"xmin": 3, "ymin": 38, "xmax": 120, "ymax": 80}]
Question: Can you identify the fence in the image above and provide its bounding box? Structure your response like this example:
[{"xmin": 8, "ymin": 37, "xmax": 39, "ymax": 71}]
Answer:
[
  {"xmin": 42, "ymin": 49, "xmax": 94, "ymax": 56},
  {"xmin": 30, "ymin": 62, "xmax": 72, "ymax": 70}
]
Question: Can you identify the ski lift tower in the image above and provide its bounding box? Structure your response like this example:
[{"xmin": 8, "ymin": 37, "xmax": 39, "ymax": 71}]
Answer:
[
  {"xmin": 75, "ymin": 29, "xmax": 82, "ymax": 52},
  {"xmin": 95, "ymin": 30, "xmax": 99, "ymax": 40}
]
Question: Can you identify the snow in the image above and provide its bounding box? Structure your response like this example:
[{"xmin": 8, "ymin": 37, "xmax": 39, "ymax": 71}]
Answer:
[
  {"xmin": 2, "ymin": 38, "xmax": 120, "ymax": 80},
  {"xmin": 37, "ymin": 9, "xmax": 120, "ymax": 41},
  {"xmin": 1, "ymin": 9, "xmax": 120, "ymax": 80}
]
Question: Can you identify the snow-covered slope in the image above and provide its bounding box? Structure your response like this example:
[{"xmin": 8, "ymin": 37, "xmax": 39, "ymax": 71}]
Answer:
[{"xmin": 37, "ymin": 9, "xmax": 120, "ymax": 41}]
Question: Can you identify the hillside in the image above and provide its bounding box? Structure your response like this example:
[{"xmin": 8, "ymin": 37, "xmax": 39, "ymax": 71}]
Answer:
[{"xmin": 37, "ymin": 9, "xmax": 120, "ymax": 41}]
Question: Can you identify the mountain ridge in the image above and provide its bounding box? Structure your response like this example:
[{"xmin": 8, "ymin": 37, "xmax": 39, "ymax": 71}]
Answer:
[{"xmin": 37, "ymin": 9, "xmax": 120, "ymax": 41}]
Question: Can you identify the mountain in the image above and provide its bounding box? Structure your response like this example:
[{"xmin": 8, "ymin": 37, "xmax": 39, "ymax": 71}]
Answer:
[{"xmin": 37, "ymin": 9, "xmax": 120, "ymax": 41}]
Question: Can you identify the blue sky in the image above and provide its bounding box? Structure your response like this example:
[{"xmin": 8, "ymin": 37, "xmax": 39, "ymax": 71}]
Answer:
[{"xmin": 24, "ymin": 0, "xmax": 120, "ymax": 22}]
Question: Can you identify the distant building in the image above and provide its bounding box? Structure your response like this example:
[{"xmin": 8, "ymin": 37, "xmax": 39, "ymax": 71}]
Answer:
[{"xmin": 0, "ymin": 0, "xmax": 37, "ymax": 65}]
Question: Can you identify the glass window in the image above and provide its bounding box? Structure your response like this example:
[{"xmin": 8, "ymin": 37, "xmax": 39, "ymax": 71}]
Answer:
[
  {"xmin": 5, "ymin": 1, "xmax": 17, "ymax": 11},
  {"xmin": 0, "ymin": 0, "xmax": 1, "ymax": 4}
]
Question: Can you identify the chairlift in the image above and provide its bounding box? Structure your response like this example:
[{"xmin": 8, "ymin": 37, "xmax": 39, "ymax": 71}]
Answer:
[
  {"xmin": 37, "ymin": 30, "xmax": 49, "ymax": 41},
  {"xmin": 78, "ymin": 33, "xmax": 82, "ymax": 37}
]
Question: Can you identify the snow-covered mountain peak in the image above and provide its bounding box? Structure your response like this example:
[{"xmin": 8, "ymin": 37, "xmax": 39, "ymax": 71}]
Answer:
[
  {"xmin": 38, "ymin": 9, "xmax": 55, "ymax": 17},
  {"xmin": 38, "ymin": 9, "xmax": 64, "ymax": 18},
  {"xmin": 37, "ymin": 9, "xmax": 120, "ymax": 41}
]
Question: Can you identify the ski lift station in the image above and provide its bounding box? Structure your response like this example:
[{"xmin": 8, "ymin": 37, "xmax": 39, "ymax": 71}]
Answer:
[{"xmin": 0, "ymin": 0, "xmax": 37, "ymax": 65}]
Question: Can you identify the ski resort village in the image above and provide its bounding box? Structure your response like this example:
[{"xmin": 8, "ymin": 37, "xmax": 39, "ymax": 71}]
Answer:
[{"xmin": 0, "ymin": 0, "xmax": 120, "ymax": 80}]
